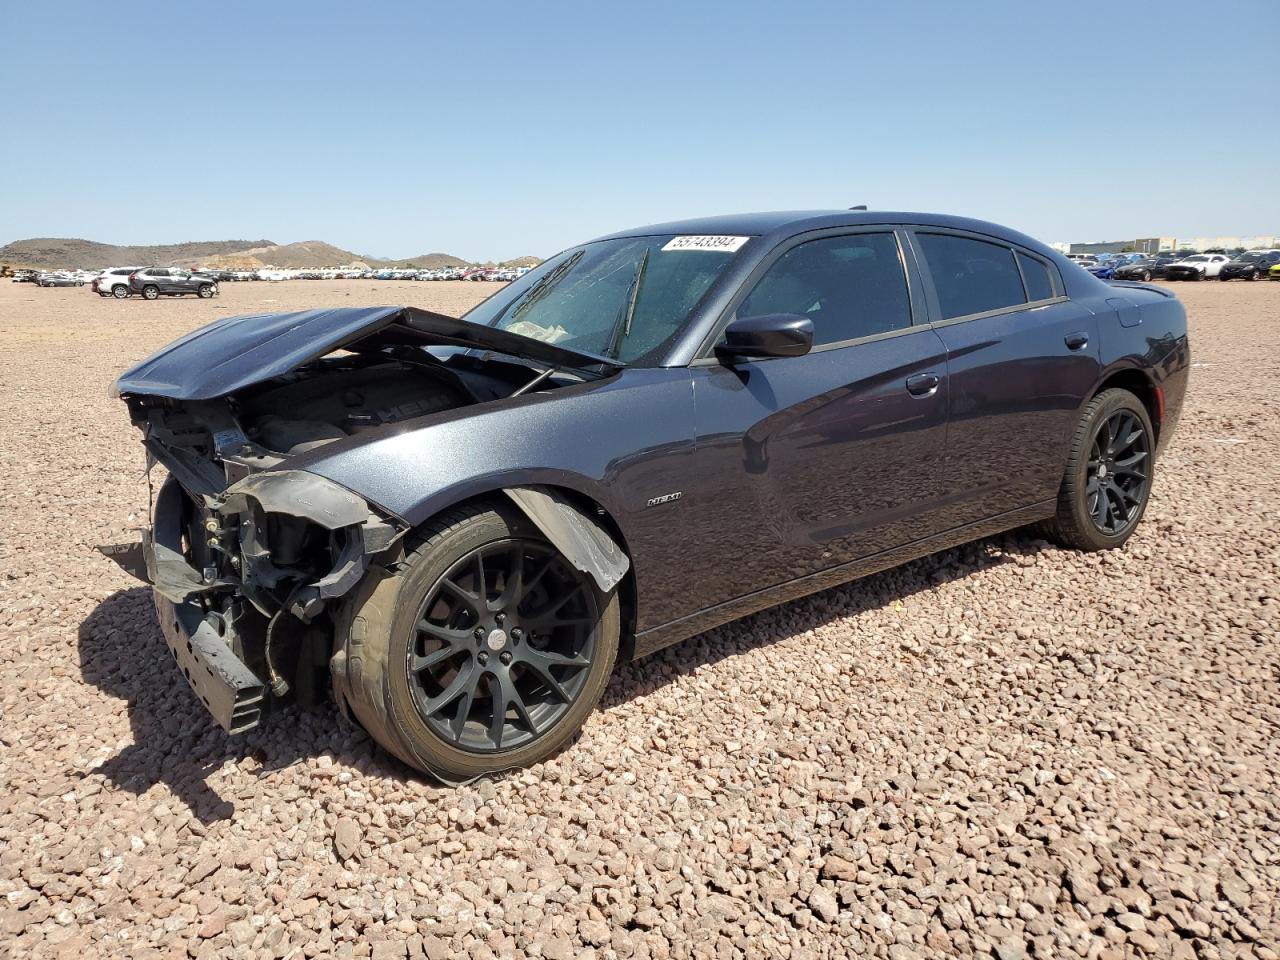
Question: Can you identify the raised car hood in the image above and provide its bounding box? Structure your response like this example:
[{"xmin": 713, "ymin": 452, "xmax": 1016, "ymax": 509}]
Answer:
[{"xmin": 111, "ymin": 305, "xmax": 622, "ymax": 401}]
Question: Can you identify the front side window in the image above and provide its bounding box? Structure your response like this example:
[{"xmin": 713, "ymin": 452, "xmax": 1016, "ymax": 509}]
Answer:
[
  {"xmin": 734, "ymin": 233, "xmax": 910, "ymax": 346},
  {"xmin": 917, "ymin": 233, "xmax": 1026, "ymax": 320},
  {"xmin": 464, "ymin": 235, "xmax": 745, "ymax": 363}
]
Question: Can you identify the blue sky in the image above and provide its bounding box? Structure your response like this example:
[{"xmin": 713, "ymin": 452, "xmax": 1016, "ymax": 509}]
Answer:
[{"xmin": 1, "ymin": 1, "xmax": 1276, "ymax": 261}]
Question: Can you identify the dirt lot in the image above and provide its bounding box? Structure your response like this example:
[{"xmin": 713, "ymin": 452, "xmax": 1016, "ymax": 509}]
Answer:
[{"xmin": 1, "ymin": 278, "xmax": 1277, "ymax": 960}]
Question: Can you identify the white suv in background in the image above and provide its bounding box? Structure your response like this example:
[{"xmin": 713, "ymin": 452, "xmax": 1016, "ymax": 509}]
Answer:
[{"xmin": 92, "ymin": 267, "xmax": 144, "ymax": 298}]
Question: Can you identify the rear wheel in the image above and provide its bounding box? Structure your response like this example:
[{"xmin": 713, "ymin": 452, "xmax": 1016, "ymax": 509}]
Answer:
[
  {"xmin": 335, "ymin": 502, "xmax": 620, "ymax": 781},
  {"xmin": 1041, "ymin": 388, "xmax": 1154, "ymax": 551},
  {"xmin": 142, "ymin": 285, "xmax": 159, "ymax": 300},
  {"xmin": 112, "ymin": 285, "xmax": 129, "ymax": 299},
  {"xmin": 1252, "ymin": 269, "xmax": 1261, "ymax": 281}
]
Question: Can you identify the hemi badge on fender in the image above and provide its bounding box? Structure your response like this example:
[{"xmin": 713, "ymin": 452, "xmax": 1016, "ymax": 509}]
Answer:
[
  {"xmin": 661, "ymin": 236, "xmax": 750, "ymax": 253},
  {"xmin": 646, "ymin": 492, "xmax": 683, "ymax": 507}
]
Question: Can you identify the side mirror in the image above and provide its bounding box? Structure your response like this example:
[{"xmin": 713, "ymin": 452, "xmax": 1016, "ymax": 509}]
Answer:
[{"xmin": 716, "ymin": 313, "xmax": 814, "ymax": 360}]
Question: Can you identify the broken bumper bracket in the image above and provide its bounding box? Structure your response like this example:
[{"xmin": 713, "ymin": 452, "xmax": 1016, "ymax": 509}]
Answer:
[{"xmin": 153, "ymin": 590, "xmax": 266, "ymax": 734}]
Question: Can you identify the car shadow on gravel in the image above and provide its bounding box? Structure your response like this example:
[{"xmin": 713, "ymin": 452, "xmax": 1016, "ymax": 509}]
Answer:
[
  {"xmin": 77, "ymin": 587, "xmax": 403, "ymax": 822},
  {"xmin": 77, "ymin": 533, "xmax": 1045, "ymax": 804}
]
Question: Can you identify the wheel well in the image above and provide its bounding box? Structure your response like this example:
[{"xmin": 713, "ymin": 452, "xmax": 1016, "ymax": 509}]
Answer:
[
  {"xmin": 1093, "ymin": 369, "xmax": 1160, "ymax": 440},
  {"xmin": 411, "ymin": 487, "xmax": 639, "ymax": 663}
]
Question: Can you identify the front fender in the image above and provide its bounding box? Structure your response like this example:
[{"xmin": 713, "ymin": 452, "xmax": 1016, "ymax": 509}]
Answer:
[{"xmin": 289, "ymin": 367, "xmax": 697, "ymax": 632}]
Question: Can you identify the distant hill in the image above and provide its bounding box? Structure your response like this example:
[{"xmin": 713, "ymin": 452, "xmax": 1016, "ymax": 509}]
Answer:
[
  {"xmin": 501, "ymin": 255, "xmax": 542, "ymax": 268},
  {"xmin": 0, "ymin": 236, "xmax": 537, "ymax": 271},
  {"xmin": 0, "ymin": 237, "xmax": 274, "ymax": 270},
  {"xmin": 384, "ymin": 252, "xmax": 469, "ymax": 269},
  {"xmin": 171, "ymin": 240, "xmax": 370, "ymax": 270}
]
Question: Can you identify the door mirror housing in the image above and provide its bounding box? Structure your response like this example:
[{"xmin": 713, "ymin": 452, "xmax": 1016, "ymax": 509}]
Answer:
[{"xmin": 716, "ymin": 313, "xmax": 814, "ymax": 361}]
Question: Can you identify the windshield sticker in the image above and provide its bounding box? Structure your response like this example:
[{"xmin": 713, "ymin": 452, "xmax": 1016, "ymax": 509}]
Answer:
[{"xmin": 661, "ymin": 235, "xmax": 750, "ymax": 253}]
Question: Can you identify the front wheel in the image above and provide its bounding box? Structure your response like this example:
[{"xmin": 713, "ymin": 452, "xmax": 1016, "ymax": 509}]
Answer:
[
  {"xmin": 197, "ymin": 284, "xmax": 214, "ymax": 298},
  {"xmin": 335, "ymin": 502, "xmax": 620, "ymax": 781},
  {"xmin": 141, "ymin": 285, "xmax": 159, "ymax": 300},
  {"xmin": 1041, "ymin": 388, "xmax": 1154, "ymax": 551},
  {"xmin": 1142, "ymin": 271, "xmax": 1152, "ymax": 282}
]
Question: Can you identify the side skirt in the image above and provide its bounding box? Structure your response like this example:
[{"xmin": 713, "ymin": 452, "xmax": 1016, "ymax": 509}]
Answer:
[{"xmin": 631, "ymin": 500, "xmax": 1055, "ymax": 660}]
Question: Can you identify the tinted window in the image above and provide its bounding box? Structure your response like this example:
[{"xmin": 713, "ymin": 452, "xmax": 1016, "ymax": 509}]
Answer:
[
  {"xmin": 148, "ymin": 269, "xmax": 168, "ymax": 277},
  {"xmin": 736, "ymin": 233, "xmax": 910, "ymax": 346},
  {"xmin": 1017, "ymin": 252, "xmax": 1054, "ymax": 301},
  {"xmin": 917, "ymin": 233, "xmax": 1026, "ymax": 320}
]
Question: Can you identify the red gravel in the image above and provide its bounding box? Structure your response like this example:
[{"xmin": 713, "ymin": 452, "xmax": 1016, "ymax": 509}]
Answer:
[{"xmin": 0, "ymin": 279, "xmax": 1276, "ymax": 959}]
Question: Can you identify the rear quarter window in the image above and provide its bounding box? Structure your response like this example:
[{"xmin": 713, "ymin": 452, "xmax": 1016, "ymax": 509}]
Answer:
[
  {"xmin": 917, "ymin": 233, "xmax": 1026, "ymax": 320},
  {"xmin": 1017, "ymin": 252, "xmax": 1055, "ymax": 301}
]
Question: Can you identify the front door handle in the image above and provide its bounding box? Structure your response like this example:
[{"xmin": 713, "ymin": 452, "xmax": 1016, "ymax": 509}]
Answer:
[
  {"xmin": 1064, "ymin": 332, "xmax": 1089, "ymax": 351},
  {"xmin": 905, "ymin": 372, "xmax": 940, "ymax": 397}
]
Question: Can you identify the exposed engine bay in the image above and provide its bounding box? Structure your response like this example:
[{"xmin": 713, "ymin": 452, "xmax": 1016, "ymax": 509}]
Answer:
[{"xmin": 118, "ymin": 333, "xmax": 600, "ymax": 730}]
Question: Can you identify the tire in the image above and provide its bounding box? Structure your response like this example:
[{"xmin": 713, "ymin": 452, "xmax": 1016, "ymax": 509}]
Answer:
[
  {"xmin": 334, "ymin": 501, "xmax": 620, "ymax": 781},
  {"xmin": 1142, "ymin": 271, "xmax": 1151, "ymax": 282},
  {"xmin": 1041, "ymin": 388, "xmax": 1155, "ymax": 552},
  {"xmin": 1251, "ymin": 270, "xmax": 1261, "ymax": 281},
  {"xmin": 142, "ymin": 285, "xmax": 159, "ymax": 300},
  {"xmin": 112, "ymin": 285, "xmax": 129, "ymax": 299},
  {"xmin": 197, "ymin": 284, "xmax": 214, "ymax": 298}
]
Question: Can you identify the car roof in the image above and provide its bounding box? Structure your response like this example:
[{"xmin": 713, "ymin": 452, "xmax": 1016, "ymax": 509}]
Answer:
[{"xmin": 591, "ymin": 209, "xmax": 1057, "ymax": 257}]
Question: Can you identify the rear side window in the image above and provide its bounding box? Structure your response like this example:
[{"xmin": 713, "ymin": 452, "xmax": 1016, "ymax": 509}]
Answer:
[
  {"xmin": 917, "ymin": 233, "xmax": 1026, "ymax": 320},
  {"xmin": 1017, "ymin": 252, "xmax": 1054, "ymax": 301},
  {"xmin": 737, "ymin": 233, "xmax": 911, "ymax": 346}
]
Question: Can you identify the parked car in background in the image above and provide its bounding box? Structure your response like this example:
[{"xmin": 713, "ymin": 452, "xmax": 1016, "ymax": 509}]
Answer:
[
  {"xmin": 1164, "ymin": 254, "xmax": 1230, "ymax": 280},
  {"xmin": 1270, "ymin": 262, "xmax": 1280, "ymax": 281},
  {"xmin": 112, "ymin": 209, "xmax": 1190, "ymax": 780},
  {"xmin": 38, "ymin": 272, "xmax": 83, "ymax": 287},
  {"xmin": 92, "ymin": 267, "xmax": 145, "ymax": 298},
  {"xmin": 1218, "ymin": 251, "xmax": 1280, "ymax": 281},
  {"xmin": 128, "ymin": 268, "xmax": 219, "ymax": 299},
  {"xmin": 1112, "ymin": 256, "xmax": 1179, "ymax": 282},
  {"xmin": 1085, "ymin": 262, "xmax": 1117, "ymax": 280},
  {"xmin": 11, "ymin": 269, "xmax": 39, "ymax": 283}
]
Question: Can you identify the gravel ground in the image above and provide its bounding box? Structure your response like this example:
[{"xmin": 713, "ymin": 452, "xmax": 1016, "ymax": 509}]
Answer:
[{"xmin": 1, "ymin": 279, "xmax": 1277, "ymax": 960}]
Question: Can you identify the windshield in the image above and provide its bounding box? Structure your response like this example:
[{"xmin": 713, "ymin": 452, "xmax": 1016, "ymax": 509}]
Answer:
[
  {"xmin": 462, "ymin": 235, "xmax": 748, "ymax": 363},
  {"xmin": 1235, "ymin": 252, "xmax": 1263, "ymax": 262},
  {"xmin": 1183, "ymin": 255, "xmax": 1207, "ymax": 262}
]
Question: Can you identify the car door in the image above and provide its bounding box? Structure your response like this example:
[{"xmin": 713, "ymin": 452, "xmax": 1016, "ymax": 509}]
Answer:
[
  {"xmin": 908, "ymin": 229, "xmax": 1101, "ymax": 527},
  {"xmin": 679, "ymin": 229, "xmax": 951, "ymax": 616},
  {"xmin": 169, "ymin": 269, "xmax": 190, "ymax": 292}
]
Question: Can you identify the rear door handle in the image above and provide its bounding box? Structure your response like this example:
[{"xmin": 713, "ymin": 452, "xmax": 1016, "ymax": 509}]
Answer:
[
  {"xmin": 905, "ymin": 372, "xmax": 940, "ymax": 397},
  {"xmin": 1064, "ymin": 332, "xmax": 1089, "ymax": 351}
]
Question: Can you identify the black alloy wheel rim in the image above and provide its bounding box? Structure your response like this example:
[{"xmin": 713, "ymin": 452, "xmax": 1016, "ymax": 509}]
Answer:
[
  {"xmin": 1087, "ymin": 410, "xmax": 1151, "ymax": 535},
  {"xmin": 407, "ymin": 538, "xmax": 598, "ymax": 753}
]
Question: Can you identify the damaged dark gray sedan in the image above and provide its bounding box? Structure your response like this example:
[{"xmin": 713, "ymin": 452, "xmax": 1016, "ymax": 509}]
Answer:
[{"xmin": 113, "ymin": 210, "xmax": 1189, "ymax": 781}]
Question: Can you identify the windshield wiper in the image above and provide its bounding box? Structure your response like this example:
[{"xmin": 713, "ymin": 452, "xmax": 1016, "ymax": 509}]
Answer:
[{"xmin": 604, "ymin": 248, "xmax": 650, "ymax": 360}]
